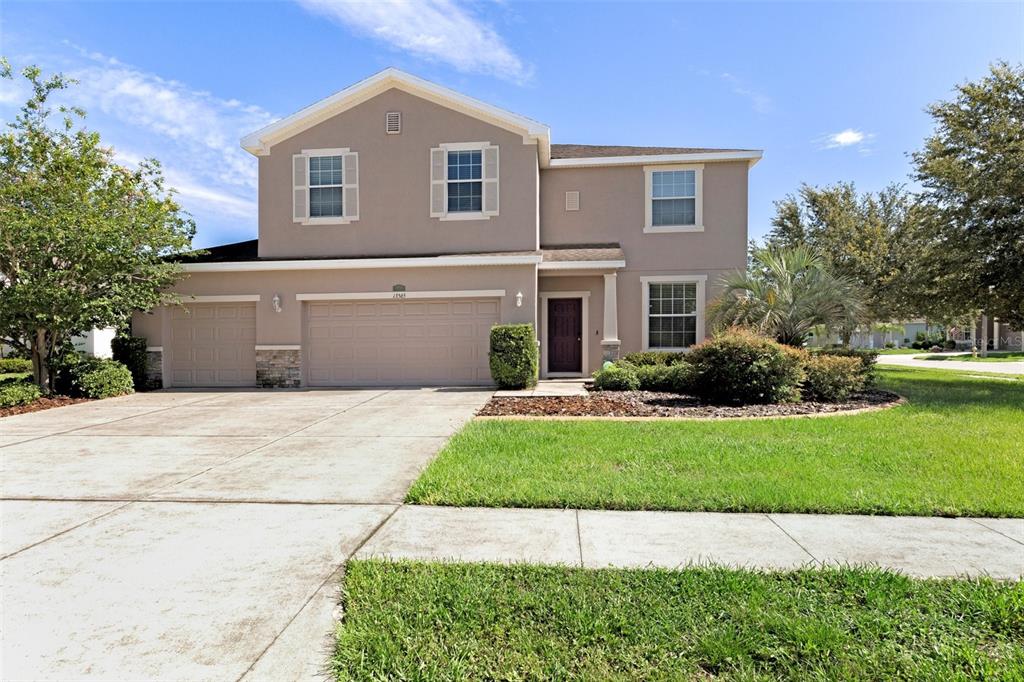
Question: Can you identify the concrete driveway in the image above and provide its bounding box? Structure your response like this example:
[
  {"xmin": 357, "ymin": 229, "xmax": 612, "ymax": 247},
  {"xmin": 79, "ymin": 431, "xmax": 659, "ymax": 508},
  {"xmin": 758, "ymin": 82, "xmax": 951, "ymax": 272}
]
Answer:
[{"xmin": 0, "ymin": 387, "xmax": 490, "ymax": 681}]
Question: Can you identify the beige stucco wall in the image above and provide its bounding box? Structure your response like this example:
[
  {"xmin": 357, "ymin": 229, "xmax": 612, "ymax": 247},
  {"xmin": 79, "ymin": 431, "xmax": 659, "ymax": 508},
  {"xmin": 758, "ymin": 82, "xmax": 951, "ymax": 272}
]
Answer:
[
  {"xmin": 538, "ymin": 160, "xmax": 750, "ymax": 358},
  {"xmin": 259, "ymin": 88, "xmax": 540, "ymax": 259},
  {"xmin": 539, "ymin": 160, "xmax": 749, "ymax": 273},
  {"xmin": 131, "ymin": 265, "xmax": 537, "ymax": 348}
]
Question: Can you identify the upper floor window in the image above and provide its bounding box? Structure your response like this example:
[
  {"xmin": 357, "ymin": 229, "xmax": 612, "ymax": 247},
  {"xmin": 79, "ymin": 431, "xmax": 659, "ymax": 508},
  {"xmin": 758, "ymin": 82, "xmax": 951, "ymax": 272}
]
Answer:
[
  {"xmin": 430, "ymin": 143, "xmax": 499, "ymax": 220},
  {"xmin": 447, "ymin": 150, "xmax": 482, "ymax": 213},
  {"xmin": 643, "ymin": 164, "xmax": 703, "ymax": 233},
  {"xmin": 309, "ymin": 155, "xmax": 343, "ymax": 217},
  {"xmin": 292, "ymin": 148, "xmax": 359, "ymax": 224}
]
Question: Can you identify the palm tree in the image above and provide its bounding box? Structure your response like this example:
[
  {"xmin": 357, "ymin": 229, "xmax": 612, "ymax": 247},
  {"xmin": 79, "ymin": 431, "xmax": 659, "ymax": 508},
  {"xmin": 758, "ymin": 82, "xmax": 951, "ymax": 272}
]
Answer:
[{"xmin": 708, "ymin": 246, "xmax": 864, "ymax": 347}]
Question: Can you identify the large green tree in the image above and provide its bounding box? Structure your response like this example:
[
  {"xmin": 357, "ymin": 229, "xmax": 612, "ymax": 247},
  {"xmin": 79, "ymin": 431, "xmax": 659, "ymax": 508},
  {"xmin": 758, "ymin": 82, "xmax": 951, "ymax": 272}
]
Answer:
[
  {"xmin": 0, "ymin": 61, "xmax": 195, "ymax": 391},
  {"xmin": 910, "ymin": 61, "xmax": 1024, "ymax": 328},
  {"xmin": 708, "ymin": 245, "xmax": 864, "ymax": 347},
  {"xmin": 765, "ymin": 182, "xmax": 920, "ymax": 329}
]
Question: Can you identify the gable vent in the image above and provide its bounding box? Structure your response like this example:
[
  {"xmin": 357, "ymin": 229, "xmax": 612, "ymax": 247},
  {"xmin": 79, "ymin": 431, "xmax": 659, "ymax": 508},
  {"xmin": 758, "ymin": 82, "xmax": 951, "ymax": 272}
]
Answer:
[
  {"xmin": 385, "ymin": 111, "xmax": 401, "ymax": 134},
  {"xmin": 565, "ymin": 190, "xmax": 580, "ymax": 211}
]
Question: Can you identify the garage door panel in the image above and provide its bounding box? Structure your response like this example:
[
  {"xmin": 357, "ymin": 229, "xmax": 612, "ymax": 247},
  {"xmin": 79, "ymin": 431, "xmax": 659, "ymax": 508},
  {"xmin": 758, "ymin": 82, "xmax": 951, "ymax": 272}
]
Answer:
[
  {"xmin": 306, "ymin": 298, "xmax": 499, "ymax": 386},
  {"xmin": 167, "ymin": 303, "xmax": 256, "ymax": 387}
]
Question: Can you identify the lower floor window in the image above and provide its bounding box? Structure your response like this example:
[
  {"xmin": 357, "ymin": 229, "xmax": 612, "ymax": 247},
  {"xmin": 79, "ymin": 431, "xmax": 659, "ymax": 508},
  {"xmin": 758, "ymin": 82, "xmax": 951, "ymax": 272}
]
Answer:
[{"xmin": 647, "ymin": 281, "xmax": 698, "ymax": 348}]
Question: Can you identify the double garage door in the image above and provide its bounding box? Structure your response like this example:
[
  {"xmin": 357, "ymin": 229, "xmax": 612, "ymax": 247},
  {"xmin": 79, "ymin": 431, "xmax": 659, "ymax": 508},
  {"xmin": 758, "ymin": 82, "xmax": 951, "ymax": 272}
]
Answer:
[
  {"xmin": 306, "ymin": 298, "xmax": 499, "ymax": 386},
  {"xmin": 165, "ymin": 298, "xmax": 499, "ymax": 387},
  {"xmin": 168, "ymin": 303, "xmax": 257, "ymax": 387}
]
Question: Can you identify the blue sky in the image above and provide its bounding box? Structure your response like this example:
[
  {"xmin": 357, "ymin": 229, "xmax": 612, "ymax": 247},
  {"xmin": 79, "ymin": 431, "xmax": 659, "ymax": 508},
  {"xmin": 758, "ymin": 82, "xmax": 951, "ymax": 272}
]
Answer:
[{"xmin": 1, "ymin": 1, "xmax": 1021, "ymax": 248}]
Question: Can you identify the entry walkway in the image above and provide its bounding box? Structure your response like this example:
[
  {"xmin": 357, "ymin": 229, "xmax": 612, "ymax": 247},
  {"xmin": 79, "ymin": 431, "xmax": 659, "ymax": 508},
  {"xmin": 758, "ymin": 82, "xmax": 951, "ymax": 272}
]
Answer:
[{"xmin": 356, "ymin": 506, "xmax": 1024, "ymax": 580}]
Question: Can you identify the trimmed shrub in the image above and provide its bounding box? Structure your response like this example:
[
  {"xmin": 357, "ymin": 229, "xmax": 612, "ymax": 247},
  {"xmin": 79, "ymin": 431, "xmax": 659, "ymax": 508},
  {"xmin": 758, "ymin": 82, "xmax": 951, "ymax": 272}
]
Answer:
[
  {"xmin": 488, "ymin": 324, "xmax": 538, "ymax": 389},
  {"xmin": 811, "ymin": 348, "xmax": 878, "ymax": 386},
  {"xmin": 802, "ymin": 354, "xmax": 865, "ymax": 402},
  {"xmin": 619, "ymin": 351, "xmax": 686, "ymax": 367},
  {"xmin": 112, "ymin": 336, "xmax": 150, "ymax": 390},
  {"xmin": 0, "ymin": 382, "xmax": 41, "ymax": 408},
  {"xmin": 0, "ymin": 358, "xmax": 32, "ymax": 374},
  {"xmin": 54, "ymin": 355, "xmax": 135, "ymax": 398},
  {"xmin": 684, "ymin": 329, "xmax": 805, "ymax": 405},
  {"xmin": 592, "ymin": 363, "xmax": 640, "ymax": 391},
  {"xmin": 631, "ymin": 363, "xmax": 695, "ymax": 393}
]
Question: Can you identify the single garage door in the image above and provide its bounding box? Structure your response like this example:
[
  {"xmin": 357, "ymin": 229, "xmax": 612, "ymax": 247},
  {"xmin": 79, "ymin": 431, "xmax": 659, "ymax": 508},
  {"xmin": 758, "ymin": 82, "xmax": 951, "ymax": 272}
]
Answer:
[
  {"xmin": 167, "ymin": 303, "xmax": 257, "ymax": 387},
  {"xmin": 306, "ymin": 298, "xmax": 499, "ymax": 386}
]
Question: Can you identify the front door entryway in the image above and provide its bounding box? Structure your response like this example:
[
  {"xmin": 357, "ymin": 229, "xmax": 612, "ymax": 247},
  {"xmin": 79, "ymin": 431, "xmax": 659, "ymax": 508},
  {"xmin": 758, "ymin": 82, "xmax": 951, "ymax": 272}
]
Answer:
[{"xmin": 547, "ymin": 298, "xmax": 583, "ymax": 374}]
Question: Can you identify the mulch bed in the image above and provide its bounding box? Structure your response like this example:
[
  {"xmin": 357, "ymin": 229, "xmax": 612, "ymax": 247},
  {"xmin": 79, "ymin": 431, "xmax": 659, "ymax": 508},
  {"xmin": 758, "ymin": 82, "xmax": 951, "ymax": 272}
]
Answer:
[
  {"xmin": 0, "ymin": 396, "xmax": 92, "ymax": 418},
  {"xmin": 478, "ymin": 389, "xmax": 903, "ymax": 419}
]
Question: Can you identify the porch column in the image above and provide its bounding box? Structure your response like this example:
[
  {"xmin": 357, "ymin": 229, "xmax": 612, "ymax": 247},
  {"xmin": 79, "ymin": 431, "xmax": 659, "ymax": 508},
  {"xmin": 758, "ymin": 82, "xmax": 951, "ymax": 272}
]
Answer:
[
  {"xmin": 993, "ymin": 320, "xmax": 1000, "ymax": 350},
  {"xmin": 601, "ymin": 273, "xmax": 621, "ymax": 363}
]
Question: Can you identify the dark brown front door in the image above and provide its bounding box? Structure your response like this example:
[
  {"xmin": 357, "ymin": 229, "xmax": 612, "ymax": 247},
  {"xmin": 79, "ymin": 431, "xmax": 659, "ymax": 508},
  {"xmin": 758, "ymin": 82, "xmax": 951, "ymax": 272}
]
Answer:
[{"xmin": 548, "ymin": 298, "xmax": 582, "ymax": 373}]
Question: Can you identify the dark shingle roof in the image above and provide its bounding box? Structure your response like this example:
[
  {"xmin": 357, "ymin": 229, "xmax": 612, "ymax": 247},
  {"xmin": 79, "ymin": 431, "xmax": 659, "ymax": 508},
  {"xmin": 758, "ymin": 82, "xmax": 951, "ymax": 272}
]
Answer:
[{"xmin": 550, "ymin": 144, "xmax": 752, "ymax": 159}]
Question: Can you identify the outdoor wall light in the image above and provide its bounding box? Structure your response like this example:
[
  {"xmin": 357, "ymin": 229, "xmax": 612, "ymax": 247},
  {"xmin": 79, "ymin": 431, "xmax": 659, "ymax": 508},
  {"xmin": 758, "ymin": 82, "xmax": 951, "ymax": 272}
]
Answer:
[
  {"xmin": 271, "ymin": 294, "xmax": 282, "ymax": 313},
  {"xmin": 515, "ymin": 291, "xmax": 523, "ymax": 307}
]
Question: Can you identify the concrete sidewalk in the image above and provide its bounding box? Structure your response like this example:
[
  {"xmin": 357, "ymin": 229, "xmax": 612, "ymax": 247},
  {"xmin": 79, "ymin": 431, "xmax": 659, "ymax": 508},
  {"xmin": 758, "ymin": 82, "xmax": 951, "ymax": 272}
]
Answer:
[
  {"xmin": 356, "ymin": 506, "xmax": 1024, "ymax": 579},
  {"xmin": 877, "ymin": 353, "xmax": 1024, "ymax": 376}
]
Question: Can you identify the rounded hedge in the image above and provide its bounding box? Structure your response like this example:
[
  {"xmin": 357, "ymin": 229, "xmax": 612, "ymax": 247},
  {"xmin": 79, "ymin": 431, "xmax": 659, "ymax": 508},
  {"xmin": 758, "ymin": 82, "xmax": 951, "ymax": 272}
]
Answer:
[
  {"xmin": 802, "ymin": 354, "xmax": 865, "ymax": 402},
  {"xmin": 620, "ymin": 351, "xmax": 686, "ymax": 367},
  {"xmin": 489, "ymin": 324, "xmax": 538, "ymax": 389},
  {"xmin": 111, "ymin": 336, "xmax": 150, "ymax": 390},
  {"xmin": 685, "ymin": 329, "xmax": 805, "ymax": 405},
  {"xmin": 630, "ymin": 363, "xmax": 695, "ymax": 393},
  {"xmin": 592, "ymin": 363, "xmax": 640, "ymax": 391}
]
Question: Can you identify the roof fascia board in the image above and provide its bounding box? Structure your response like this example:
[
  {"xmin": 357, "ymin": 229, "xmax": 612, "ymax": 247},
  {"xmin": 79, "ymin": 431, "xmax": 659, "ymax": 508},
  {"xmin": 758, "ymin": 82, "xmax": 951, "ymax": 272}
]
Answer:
[
  {"xmin": 538, "ymin": 260, "xmax": 627, "ymax": 270},
  {"xmin": 547, "ymin": 150, "xmax": 763, "ymax": 169},
  {"xmin": 179, "ymin": 253, "xmax": 543, "ymax": 273}
]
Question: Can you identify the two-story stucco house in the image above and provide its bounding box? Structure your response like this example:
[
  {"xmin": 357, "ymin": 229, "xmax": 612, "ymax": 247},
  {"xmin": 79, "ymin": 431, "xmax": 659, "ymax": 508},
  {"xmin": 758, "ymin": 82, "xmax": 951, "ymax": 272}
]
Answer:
[{"xmin": 132, "ymin": 69, "xmax": 761, "ymax": 388}]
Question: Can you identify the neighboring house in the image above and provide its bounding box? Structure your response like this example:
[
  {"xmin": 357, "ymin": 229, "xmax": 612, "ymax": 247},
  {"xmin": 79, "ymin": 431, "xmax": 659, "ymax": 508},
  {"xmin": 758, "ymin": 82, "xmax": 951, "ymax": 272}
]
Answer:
[
  {"xmin": 954, "ymin": 318, "xmax": 1024, "ymax": 351},
  {"xmin": 2, "ymin": 327, "xmax": 115, "ymax": 359},
  {"xmin": 132, "ymin": 69, "xmax": 761, "ymax": 388}
]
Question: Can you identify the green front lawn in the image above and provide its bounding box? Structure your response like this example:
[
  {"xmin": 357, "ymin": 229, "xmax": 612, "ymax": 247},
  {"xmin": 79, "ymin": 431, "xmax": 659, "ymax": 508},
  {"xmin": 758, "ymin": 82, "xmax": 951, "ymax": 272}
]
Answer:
[
  {"xmin": 918, "ymin": 351, "xmax": 1024, "ymax": 363},
  {"xmin": 877, "ymin": 348, "xmax": 927, "ymax": 354},
  {"xmin": 334, "ymin": 560, "xmax": 1024, "ymax": 680},
  {"xmin": 407, "ymin": 367, "xmax": 1024, "ymax": 516}
]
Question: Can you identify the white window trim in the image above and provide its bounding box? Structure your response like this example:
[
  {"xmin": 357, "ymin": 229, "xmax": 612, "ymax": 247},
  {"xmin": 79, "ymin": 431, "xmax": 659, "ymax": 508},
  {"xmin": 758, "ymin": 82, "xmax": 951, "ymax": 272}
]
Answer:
[
  {"xmin": 299, "ymin": 147, "xmax": 356, "ymax": 226},
  {"xmin": 436, "ymin": 141, "xmax": 494, "ymax": 221},
  {"xmin": 539, "ymin": 291, "xmax": 590, "ymax": 378},
  {"xmin": 643, "ymin": 164, "xmax": 704, "ymax": 233},
  {"xmin": 640, "ymin": 275, "xmax": 706, "ymax": 352}
]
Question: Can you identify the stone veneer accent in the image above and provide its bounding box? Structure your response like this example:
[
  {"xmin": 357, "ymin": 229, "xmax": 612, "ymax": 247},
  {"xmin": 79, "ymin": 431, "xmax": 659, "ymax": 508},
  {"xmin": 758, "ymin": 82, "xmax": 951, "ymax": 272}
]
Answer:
[
  {"xmin": 256, "ymin": 349, "xmax": 302, "ymax": 388},
  {"xmin": 144, "ymin": 350, "xmax": 163, "ymax": 390},
  {"xmin": 601, "ymin": 341, "xmax": 621, "ymax": 364}
]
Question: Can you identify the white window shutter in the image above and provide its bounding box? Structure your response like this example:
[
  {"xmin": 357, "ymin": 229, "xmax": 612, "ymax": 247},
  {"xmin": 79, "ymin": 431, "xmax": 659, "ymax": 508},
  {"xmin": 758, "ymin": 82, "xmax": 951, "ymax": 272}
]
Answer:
[
  {"xmin": 482, "ymin": 145, "xmax": 499, "ymax": 216},
  {"xmin": 430, "ymin": 147, "xmax": 445, "ymax": 217},
  {"xmin": 292, "ymin": 154, "xmax": 308, "ymax": 222},
  {"xmin": 342, "ymin": 152, "xmax": 359, "ymax": 220}
]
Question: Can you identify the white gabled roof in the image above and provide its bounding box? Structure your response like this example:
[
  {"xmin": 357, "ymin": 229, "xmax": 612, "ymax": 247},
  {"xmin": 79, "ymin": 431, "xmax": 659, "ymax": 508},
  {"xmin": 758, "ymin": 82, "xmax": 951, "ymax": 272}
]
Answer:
[{"xmin": 240, "ymin": 68, "xmax": 551, "ymax": 163}]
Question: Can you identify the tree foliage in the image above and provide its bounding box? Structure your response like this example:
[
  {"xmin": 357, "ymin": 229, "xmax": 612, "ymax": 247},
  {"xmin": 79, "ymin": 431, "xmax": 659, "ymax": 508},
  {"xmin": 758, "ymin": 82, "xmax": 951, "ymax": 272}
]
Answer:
[
  {"xmin": 765, "ymin": 182, "xmax": 920, "ymax": 326},
  {"xmin": 909, "ymin": 61, "xmax": 1024, "ymax": 327},
  {"xmin": 0, "ymin": 60, "xmax": 195, "ymax": 391},
  {"xmin": 708, "ymin": 246, "xmax": 864, "ymax": 347}
]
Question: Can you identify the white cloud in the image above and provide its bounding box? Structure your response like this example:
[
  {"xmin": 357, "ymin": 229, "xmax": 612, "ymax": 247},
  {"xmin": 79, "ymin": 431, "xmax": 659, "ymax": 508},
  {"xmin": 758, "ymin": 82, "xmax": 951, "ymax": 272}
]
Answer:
[
  {"xmin": 719, "ymin": 72, "xmax": 772, "ymax": 114},
  {"xmin": 0, "ymin": 44, "xmax": 280, "ymax": 241},
  {"xmin": 819, "ymin": 128, "xmax": 876, "ymax": 155},
  {"xmin": 295, "ymin": 0, "xmax": 530, "ymax": 83}
]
